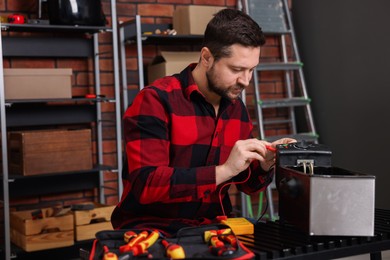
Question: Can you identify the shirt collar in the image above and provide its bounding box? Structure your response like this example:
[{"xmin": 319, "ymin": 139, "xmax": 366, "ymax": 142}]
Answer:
[{"xmin": 179, "ymin": 63, "xmax": 201, "ymax": 101}]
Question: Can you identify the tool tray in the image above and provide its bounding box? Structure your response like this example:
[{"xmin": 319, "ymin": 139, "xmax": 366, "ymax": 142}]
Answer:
[{"xmin": 88, "ymin": 224, "xmax": 254, "ymax": 259}]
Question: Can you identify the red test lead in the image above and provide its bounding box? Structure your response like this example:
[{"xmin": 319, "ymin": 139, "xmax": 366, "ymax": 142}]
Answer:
[{"xmin": 266, "ymin": 145, "xmax": 276, "ymax": 152}]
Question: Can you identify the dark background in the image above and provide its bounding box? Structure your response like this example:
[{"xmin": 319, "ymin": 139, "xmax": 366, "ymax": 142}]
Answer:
[{"xmin": 292, "ymin": 0, "xmax": 390, "ymax": 209}]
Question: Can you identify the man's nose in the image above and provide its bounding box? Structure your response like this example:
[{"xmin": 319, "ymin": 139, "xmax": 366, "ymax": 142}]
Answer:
[{"xmin": 238, "ymin": 71, "xmax": 252, "ymax": 86}]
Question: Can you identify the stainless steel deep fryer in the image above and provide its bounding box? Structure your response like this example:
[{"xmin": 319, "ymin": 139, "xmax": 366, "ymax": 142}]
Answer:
[{"xmin": 275, "ymin": 142, "xmax": 375, "ymax": 236}]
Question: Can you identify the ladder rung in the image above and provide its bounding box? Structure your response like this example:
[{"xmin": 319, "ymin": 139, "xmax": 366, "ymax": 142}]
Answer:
[
  {"xmin": 259, "ymin": 97, "xmax": 310, "ymax": 108},
  {"xmin": 262, "ymin": 133, "xmax": 319, "ymax": 142},
  {"xmin": 263, "ymin": 119, "xmax": 293, "ymax": 125},
  {"xmin": 257, "ymin": 62, "xmax": 303, "ymax": 71}
]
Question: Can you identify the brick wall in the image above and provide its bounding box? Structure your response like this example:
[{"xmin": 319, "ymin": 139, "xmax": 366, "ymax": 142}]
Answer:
[{"xmin": 1, "ymin": 0, "xmax": 291, "ymax": 218}]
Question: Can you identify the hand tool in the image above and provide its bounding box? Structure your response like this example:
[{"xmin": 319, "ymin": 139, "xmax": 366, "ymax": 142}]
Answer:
[
  {"xmin": 204, "ymin": 229, "xmax": 238, "ymax": 257},
  {"xmin": 119, "ymin": 230, "xmax": 148, "ymax": 253},
  {"xmin": 102, "ymin": 245, "xmax": 118, "ymax": 260},
  {"xmin": 123, "ymin": 231, "xmax": 137, "ymax": 243},
  {"xmin": 135, "ymin": 229, "xmax": 159, "ymax": 251},
  {"xmin": 161, "ymin": 239, "xmax": 185, "ymax": 259},
  {"xmin": 204, "ymin": 230, "xmax": 224, "ymax": 247},
  {"xmin": 210, "ymin": 245, "xmax": 236, "ymax": 256},
  {"xmin": 103, "ymin": 252, "xmax": 118, "ymax": 260},
  {"xmin": 119, "ymin": 230, "xmax": 159, "ymax": 255},
  {"xmin": 220, "ymin": 233, "xmax": 237, "ymax": 248},
  {"xmin": 127, "ymin": 230, "xmax": 148, "ymax": 247},
  {"xmin": 8, "ymin": 14, "xmax": 25, "ymax": 24}
]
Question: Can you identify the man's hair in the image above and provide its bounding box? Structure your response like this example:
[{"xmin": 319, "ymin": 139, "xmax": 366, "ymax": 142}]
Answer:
[{"xmin": 203, "ymin": 8, "xmax": 266, "ymax": 61}]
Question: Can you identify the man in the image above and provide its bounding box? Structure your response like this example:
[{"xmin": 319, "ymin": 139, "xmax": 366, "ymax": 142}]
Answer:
[{"xmin": 111, "ymin": 8, "xmax": 295, "ymax": 236}]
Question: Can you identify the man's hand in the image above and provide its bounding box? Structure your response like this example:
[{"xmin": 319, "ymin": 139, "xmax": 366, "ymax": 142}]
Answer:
[
  {"xmin": 263, "ymin": 137, "xmax": 297, "ymax": 170},
  {"xmin": 271, "ymin": 138, "xmax": 297, "ymax": 146},
  {"xmin": 216, "ymin": 137, "xmax": 296, "ymax": 185}
]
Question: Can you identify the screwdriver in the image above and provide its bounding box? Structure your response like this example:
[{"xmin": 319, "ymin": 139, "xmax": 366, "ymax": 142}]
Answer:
[{"xmin": 161, "ymin": 239, "xmax": 185, "ymax": 259}]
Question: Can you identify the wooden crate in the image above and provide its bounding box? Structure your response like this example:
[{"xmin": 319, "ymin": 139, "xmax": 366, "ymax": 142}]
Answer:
[
  {"xmin": 10, "ymin": 208, "xmax": 74, "ymax": 252},
  {"xmin": 8, "ymin": 128, "xmax": 93, "ymax": 176},
  {"xmin": 73, "ymin": 203, "xmax": 115, "ymax": 241}
]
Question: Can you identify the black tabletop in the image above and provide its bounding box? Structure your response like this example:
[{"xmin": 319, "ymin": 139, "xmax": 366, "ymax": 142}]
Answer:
[{"xmin": 239, "ymin": 208, "xmax": 390, "ymax": 259}]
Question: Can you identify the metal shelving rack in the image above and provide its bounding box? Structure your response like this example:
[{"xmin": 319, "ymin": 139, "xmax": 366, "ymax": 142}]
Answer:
[
  {"xmin": 0, "ymin": 1, "xmax": 121, "ymax": 258},
  {"xmin": 118, "ymin": 15, "xmax": 203, "ymax": 111}
]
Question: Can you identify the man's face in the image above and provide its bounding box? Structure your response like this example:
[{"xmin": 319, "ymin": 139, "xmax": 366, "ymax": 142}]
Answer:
[{"xmin": 206, "ymin": 44, "xmax": 261, "ymax": 100}]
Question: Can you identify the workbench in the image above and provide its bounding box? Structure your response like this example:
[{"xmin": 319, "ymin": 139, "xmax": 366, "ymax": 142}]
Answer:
[{"xmin": 239, "ymin": 208, "xmax": 390, "ymax": 259}]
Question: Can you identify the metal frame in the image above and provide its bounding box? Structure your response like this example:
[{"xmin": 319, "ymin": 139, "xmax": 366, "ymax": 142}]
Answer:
[
  {"xmin": 110, "ymin": 0, "xmax": 123, "ymax": 199},
  {"xmin": 0, "ymin": 20, "xmax": 11, "ymax": 260},
  {"xmin": 119, "ymin": 15, "xmax": 147, "ymax": 113},
  {"xmin": 0, "ymin": 0, "xmax": 122, "ymax": 258},
  {"xmin": 118, "ymin": 16, "xmax": 199, "ymax": 112}
]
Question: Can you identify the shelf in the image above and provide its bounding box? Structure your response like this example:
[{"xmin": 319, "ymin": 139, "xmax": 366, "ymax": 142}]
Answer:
[
  {"xmin": 0, "ymin": 165, "xmax": 114, "ymax": 198},
  {"xmin": 1, "ymin": 23, "xmax": 110, "ymax": 58},
  {"xmin": 3, "ymin": 36, "xmax": 94, "ymax": 58},
  {"xmin": 4, "ymin": 239, "xmax": 94, "ymax": 260},
  {"xmin": 1, "ymin": 23, "xmax": 110, "ymax": 33},
  {"xmin": 120, "ymin": 20, "xmax": 203, "ymax": 45},
  {"xmin": 5, "ymin": 96, "xmax": 115, "ymax": 105},
  {"xmin": 7, "ymin": 164, "xmax": 113, "ymax": 180},
  {"xmin": 129, "ymin": 34, "xmax": 204, "ymax": 45},
  {"xmin": 6, "ymin": 103, "xmax": 97, "ymax": 127},
  {"xmin": 4, "ymin": 97, "xmax": 116, "ymax": 127}
]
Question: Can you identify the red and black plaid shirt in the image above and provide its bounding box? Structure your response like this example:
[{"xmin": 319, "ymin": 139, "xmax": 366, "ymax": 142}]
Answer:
[{"xmin": 111, "ymin": 64, "xmax": 273, "ymax": 236}]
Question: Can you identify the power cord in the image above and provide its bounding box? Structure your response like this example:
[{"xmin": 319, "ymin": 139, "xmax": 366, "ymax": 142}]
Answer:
[{"xmin": 257, "ymin": 190, "xmax": 269, "ymax": 223}]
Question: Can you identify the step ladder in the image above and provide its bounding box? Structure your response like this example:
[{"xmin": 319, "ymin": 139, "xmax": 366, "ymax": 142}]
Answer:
[{"xmin": 238, "ymin": 0, "xmax": 318, "ymax": 221}]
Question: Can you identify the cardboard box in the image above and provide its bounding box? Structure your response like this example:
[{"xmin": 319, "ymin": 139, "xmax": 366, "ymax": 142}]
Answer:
[
  {"xmin": 4, "ymin": 68, "xmax": 72, "ymax": 100},
  {"xmin": 148, "ymin": 51, "xmax": 199, "ymax": 83},
  {"xmin": 10, "ymin": 207, "xmax": 74, "ymax": 252},
  {"xmin": 8, "ymin": 128, "xmax": 93, "ymax": 176},
  {"xmin": 173, "ymin": 5, "xmax": 225, "ymax": 35},
  {"xmin": 73, "ymin": 202, "xmax": 115, "ymax": 241}
]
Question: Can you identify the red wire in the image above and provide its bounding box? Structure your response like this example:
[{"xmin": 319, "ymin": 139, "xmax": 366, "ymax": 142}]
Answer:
[
  {"xmin": 218, "ymin": 169, "xmax": 252, "ymax": 216},
  {"xmin": 89, "ymin": 239, "xmax": 98, "ymax": 260},
  {"xmin": 218, "ymin": 145, "xmax": 277, "ymax": 216}
]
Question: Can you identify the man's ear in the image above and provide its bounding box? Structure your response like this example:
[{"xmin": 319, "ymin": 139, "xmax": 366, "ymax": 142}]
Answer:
[{"xmin": 200, "ymin": 47, "xmax": 213, "ymax": 67}]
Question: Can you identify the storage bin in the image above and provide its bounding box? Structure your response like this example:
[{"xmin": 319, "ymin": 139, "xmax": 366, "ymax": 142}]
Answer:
[
  {"xmin": 4, "ymin": 68, "xmax": 72, "ymax": 100},
  {"xmin": 8, "ymin": 128, "xmax": 93, "ymax": 176},
  {"xmin": 173, "ymin": 5, "xmax": 225, "ymax": 35},
  {"xmin": 10, "ymin": 207, "xmax": 74, "ymax": 252},
  {"xmin": 73, "ymin": 202, "xmax": 115, "ymax": 241}
]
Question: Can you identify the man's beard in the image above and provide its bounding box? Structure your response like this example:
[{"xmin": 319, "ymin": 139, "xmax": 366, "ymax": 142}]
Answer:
[{"xmin": 206, "ymin": 65, "xmax": 246, "ymax": 101}]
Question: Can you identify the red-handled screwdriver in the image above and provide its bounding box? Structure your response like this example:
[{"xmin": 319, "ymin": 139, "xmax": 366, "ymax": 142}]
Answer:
[{"xmin": 161, "ymin": 239, "xmax": 185, "ymax": 259}]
